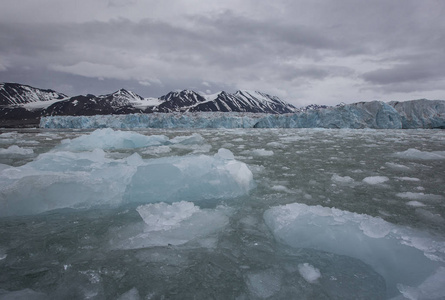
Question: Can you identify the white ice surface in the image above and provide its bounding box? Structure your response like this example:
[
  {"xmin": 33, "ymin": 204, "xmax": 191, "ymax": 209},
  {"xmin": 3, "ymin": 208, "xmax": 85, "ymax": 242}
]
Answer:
[
  {"xmin": 110, "ymin": 202, "xmax": 232, "ymax": 249},
  {"xmin": 0, "ymin": 142, "xmax": 253, "ymax": 216},
  {"xmin": 58, "ymin": 128, "xmax": 169, "ymax": 151},
  {"xmin": 394, "ymin": 149, "xmax": 445, "ymax": 160},
  {"xmin": 0, "ymin": 145, "xmax": 34, "ymax": 155},
  {"xmin": 396, "ymin": 192, "xmax": 444, "ymax": 201},
  {"xmin": 264, "ymin": 202, "xmax": 445, "ymax": 297},
  {"xmin": 298, "ymin": 263, "xmax": 321, "ymax": 283},
  {"xmin": 362, "ymin": 176, "xmax": 389, "ymax": 185}
]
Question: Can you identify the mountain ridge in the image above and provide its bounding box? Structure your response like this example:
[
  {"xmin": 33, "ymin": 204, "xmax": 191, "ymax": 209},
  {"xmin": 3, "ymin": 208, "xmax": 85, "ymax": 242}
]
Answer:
[{"xmin": 0, "ymin": 82, "xmax": 303, "ymax": 127}]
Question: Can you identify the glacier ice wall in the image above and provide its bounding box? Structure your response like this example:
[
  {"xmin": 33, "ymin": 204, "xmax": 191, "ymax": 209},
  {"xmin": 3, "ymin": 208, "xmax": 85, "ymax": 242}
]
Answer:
[
  {"xmin": 40, "ymin": 100, "xmax": 445, "ymax": 129},
  {"xmin": 389, "ymin": 99, "xmax": 445, "ymax": 129}
]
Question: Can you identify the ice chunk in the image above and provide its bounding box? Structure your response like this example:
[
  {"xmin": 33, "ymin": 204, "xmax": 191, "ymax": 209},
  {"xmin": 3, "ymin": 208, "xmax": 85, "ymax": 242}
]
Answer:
[
  {"xmin": 406, "ymin": 201, "xmax": 426, "ymax": 207},
  {"xmin": 331, "ymin": 174, "xmax": 354, "ymax": 184},
  {"xmin": 385, "ymin": 162, "xmax": 411, "ymax": 171},
  {"xmin": 394, "ymin": 148, "xmax": 445, "ymax": 160},
  {"xmin": 397, "ymin": 267, "xmax": 445, "ymax": 300},
  {"xmin": 244, "ymin": 149, "xmax": 274, "ymax": 156},
  {"xmin": 264, "ymin": 202, "xmax": 445, "ymax": 297},
  {"xmin": 136, "ymin": 201, "xmax": 200, "ymax": 231},
  {"xmin": 395, "ymin": 177, "xmax": 420, "ymax": 182},
  {"xmin": 246, "ymin": 270, "xmax": 282, "ymax": 298},
  {"xmin": 0, "ymin": 145, "xmax": 33, "ymax": 155},
  {"xmin": 298, "ymin": 263, "xmax": 321, "ymax": 283},
  {"xmin": 0, "ymin": 148, "xmax": 253, "ymax": 216},
  {"xmin": 362, "ymin": 176, "xmax": 389, "ymax": 185},
  {"xmin": 0, "ymin": 288, "xmax": 47, "ymax": 300},
  {"xmin": 125, "ymin": 149, "xmax": 253, "ymax": 203},
  {"xmin": 170, "ymin": 133, "xmax": 205, "ymax": 145},
  {"xmin": 116, "ymin": 287, "xmax": 141, "ymax": 300},
  {"xmin": 271, "ymin": 185, "xmax": 293, "ymax": 193},
  {"xmin": 142, "ymin": 145, "xmax": 171, "ymax": 155},
  {"xmin": 214, "ymin": 148, "xmax": 235, "ymax": 160},
  {"xmin": 396, "ymin": 192, "xmax": 444, "ymax": 201},
  {"xmin": 110, "ymin": 202, "xmax": 231, "ymax": 249},
  {"xmin": 58, "ymin": 128, "xmax": 169, "ymax": 151}
]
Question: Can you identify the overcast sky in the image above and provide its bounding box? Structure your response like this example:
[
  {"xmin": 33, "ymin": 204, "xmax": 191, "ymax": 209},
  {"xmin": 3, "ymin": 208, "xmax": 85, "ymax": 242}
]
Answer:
[{"xmin": 1, "ymin": 0, "xmax": 444, "ymax": 107}]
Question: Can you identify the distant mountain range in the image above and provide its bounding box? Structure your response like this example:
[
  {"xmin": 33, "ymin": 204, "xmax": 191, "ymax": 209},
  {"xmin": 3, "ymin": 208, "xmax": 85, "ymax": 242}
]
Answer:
[{"xmin": 1, "ymin": 82, "xmax": 330, "ymax": 127}]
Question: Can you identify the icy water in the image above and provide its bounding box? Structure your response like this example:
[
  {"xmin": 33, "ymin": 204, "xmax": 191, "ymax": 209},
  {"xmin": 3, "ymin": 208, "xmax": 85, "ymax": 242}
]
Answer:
[{"xmin": 0, "ymin": 128, "xmax": 444, "ymax": 299}]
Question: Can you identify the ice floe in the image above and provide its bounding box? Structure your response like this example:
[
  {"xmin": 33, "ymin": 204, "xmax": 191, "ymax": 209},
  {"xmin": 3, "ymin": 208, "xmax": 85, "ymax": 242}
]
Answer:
[{"xmin": 264, "ymin": 202, "xmax": 445, "ymax": 297}]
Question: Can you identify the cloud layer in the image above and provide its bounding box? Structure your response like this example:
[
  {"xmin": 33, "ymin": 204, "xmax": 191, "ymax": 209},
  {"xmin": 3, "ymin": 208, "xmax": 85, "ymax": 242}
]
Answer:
[{"xmin": 0, "ymin": 0, "xmax": 444, "ymax": 106}]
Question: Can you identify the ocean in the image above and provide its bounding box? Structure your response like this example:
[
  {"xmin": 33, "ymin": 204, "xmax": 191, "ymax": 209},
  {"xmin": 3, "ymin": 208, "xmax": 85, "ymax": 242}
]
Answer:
[{"xmin": 0, "ymin": 128, "xmax": 444, "ymax": 299}]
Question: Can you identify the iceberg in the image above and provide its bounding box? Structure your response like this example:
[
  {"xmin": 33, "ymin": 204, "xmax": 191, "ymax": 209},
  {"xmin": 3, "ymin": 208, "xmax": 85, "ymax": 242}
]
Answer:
[
  {"xmin": 0, "ymin": 129, "xmax": 254, "ymax": 217},
  {"xmin": 40, "ymin": 99, "xmax": 445, "ymax": 129}
]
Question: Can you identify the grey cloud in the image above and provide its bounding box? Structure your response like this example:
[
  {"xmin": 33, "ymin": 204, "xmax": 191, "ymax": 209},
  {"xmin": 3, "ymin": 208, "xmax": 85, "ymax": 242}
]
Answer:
[{"xmin": 1, "ymin": 1, "xmax": 445, "ymax": 104}]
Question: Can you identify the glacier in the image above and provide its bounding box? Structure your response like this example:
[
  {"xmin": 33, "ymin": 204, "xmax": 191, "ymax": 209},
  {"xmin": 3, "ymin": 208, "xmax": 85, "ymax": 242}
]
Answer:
[{"xmin": 40, "ymin": 99, "xmax": 445, "ymax": 129}]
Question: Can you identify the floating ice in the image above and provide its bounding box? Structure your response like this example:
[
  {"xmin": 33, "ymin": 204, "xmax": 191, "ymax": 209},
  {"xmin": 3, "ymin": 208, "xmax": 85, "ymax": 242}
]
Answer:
[
  {"xmin": 406, "ymin": 201, "xmax": 426, "ymax": 207},
  {"xmin": 264, "ymin": 202, "xmax": 445, "ymax": 297},
  {"xmin": 362, "ymin": 176, "xmax": 389, "ymax": 185},
  {"xmin": 0, "ymin": 145, "xmax": 34, "ymax": 155},
  {"xmin": 246, "ymin": 270, "xmax": 282, "ymax": 298},
  {"xmin": 136, "ymin": 201, "xmax": 200, "ymax": 232},
  {"xmin": 58, "ymin": 128, "xmax": 169, "ymax": 151},
  {"xmin": 298, "ymin": 263, "xmax": 321, "ymax": 283},
  {"xmin": 0, "ymin": 288, "xmax": 47, "ymax": 300},
  {"xmin": 0, "ymin": 148, "xmax": 253, "ymax": 216},
  {"xmin": 242, "ymin": 149, "xmax": 274, "ymax": 157},
  {"xmin": 385, "ymin": 162, "xmax": 411, "ymax": 171},
  {"xmin": 124, "ymin": 149, "xmax": 254, "ymax": 203},
  {"xmin": 396, "ymin": 192, "xmax": 444, "ymax": 201},
  {"xmin": 116, "ymin": 288, "xmax": 141, "ymax": 300},
  {"xmin": 110, "ymin": 202, "xmax": 231, "ymax": 249},
  {"xmin": 395, "ymin": 177, "xmax": 420, "ymax": 182},
  {"xmin": 331, "ymin": 174, "xmax": 355, "ymax": 184},
  {"xmin": 397, "ymin": 267, "xmax": 445, "ymax": 300},
  {"xmin": 170, "ymin": 133, "xmax": 205, "ymax": 145},
  {"xmin": 271, "ymin": 185, "xmax": 293, "ymax": 193},
  {"xmin": 394, "ymin": 148, "xmax": 445, "ymax": 160}
]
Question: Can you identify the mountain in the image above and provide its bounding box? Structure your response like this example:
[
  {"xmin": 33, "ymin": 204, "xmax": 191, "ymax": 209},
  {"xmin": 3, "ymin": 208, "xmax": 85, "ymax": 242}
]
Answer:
[
  {"xmin": 0, "ymin": 83, "xmax": 302, "ymax": 127},
  {"xmin": 0, "ymin": 82, "xmax": 67, "ymax": 106},
  {"xmin": 152, "ymin": 90, "xmax": 297, "ymax": 113}
]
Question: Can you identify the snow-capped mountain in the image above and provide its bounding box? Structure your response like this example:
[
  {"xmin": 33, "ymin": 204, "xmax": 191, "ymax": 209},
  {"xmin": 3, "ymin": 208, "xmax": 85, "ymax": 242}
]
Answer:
[
  {"xmin": 153, "ymin": 90, "xmax": 297, "ymax": 113},
  {"xmin": 0, "ymin": 82, "xmax": 321, "ymax": 127},
  {"xmin": 0, "ymin": 83, "xmax": 67, "ymax": 107}
]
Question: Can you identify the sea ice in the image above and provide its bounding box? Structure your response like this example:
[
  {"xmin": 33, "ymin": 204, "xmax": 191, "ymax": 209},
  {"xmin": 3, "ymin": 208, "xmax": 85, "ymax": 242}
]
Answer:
[
  {"xmin": 116, "ymin": 288, "xmax": 141, "ymax": 300},
  {"xmin": 394, "ymin": 148, "xmax": 445, "ymax": 160},
  {"xmin": 395, "ymin": 177, "xmax": 420, "ymax": 182},
  {"xmin": 397, "ymin": 267, "xmax": 445, "ymax": 300},
  {"xmin": 110, "ymin": 202, "xmax": 232, "ymax": 249},
  {"xmin": 246, "ymin": 270, "xmax": 282, "ymax": 298},
  {"xmin": 331, "ymin": 174, "xmax": 355, "ymax": 184},
  {"xmin": 58, "ymin": 128, "xmax": 169, "ymax": 151},
  {"xmin": 406, "ymin": 201, "xmax": 426, "ymax": 207},
  {"xmin": 396, "ymin": 192, "xmax": 444, "ymax": 201},
  {"xmin": 362, "ymin": 176, "xmax": 389, "ymax": 185},
  {"xmin": 0, "ymin": 147, "xmax": 253, "ymax": 216},
  {"xmin": 298, "ymin": 263, "xmax": 321, "ymax": 283},
  {"xmin": 0, "ymin": 145, "xmax": 34, "ymax": 155},
  {"xmin": 0, "ymin": 288, "xmax": 47, "ymax": 300},
  {"xmin": 264, "ymin": 202, "xmax": 445, "ymax": 297}
]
